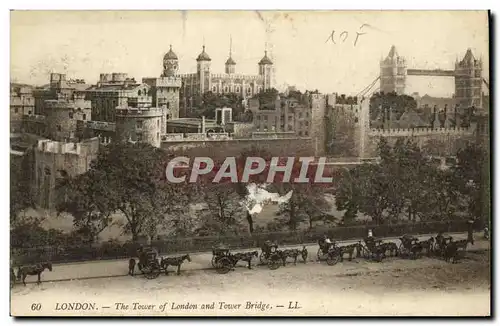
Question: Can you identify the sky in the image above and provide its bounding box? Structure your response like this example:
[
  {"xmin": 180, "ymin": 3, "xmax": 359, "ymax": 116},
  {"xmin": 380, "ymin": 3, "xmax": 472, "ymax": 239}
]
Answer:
[{"xmin": 10, "ymin": 10, "xmax": 489, "ymax": 97}]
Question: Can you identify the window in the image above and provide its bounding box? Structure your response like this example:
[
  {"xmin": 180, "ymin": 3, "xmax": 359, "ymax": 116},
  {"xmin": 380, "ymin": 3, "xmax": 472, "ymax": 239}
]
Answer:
[
  {"xmin": 57, "ymin": 125, "xmax": 62, "ymax": 132},
  {"xmin": 83, "ymin": 114, "xmax": 86, "ymax": 120},
  {"xmin": 14, "ymin": 108, "xmax": 18, "ymax": 114},
  {"xmin": 224, "ymin": 86, "xmax": 229, "ymax": 93},
  {"xmin": 136, "ymin": 120, "xmax": 143, "ymax": 129},
  {"xmin": 166, "ymin": 102, "xmax": 170, "ymax": 109},
  {"xmin": 304, "ymin": 131, "xmax": 309, "ymax": 136},
  {"xmin": 157, "ymin": 132, "xmax": 160, "ymax": 141},
  {"xmin": 69, "ymin": 112, "xmax": 74, "ymax": 119},
  {"xmin": 247, "ymin": 87, "xmax": 252, "ymax": 94},
  {"xmin": 236, "ymin": 86, "xmax": 240, "ymax": 93},
  {"xmin": 157, "ymin": 119, "xmax": 160, "ymax": 127},
  {"xmin": 138, "ymin": 90, "xmax": 142, "ymax": 96},
  {"xmin": 212, "ymin": 86, "xmax": 217, "ymax": 92}
]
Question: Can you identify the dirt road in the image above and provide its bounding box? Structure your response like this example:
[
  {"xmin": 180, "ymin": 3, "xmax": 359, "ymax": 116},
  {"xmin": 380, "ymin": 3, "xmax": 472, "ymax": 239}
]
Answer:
[
  {"xmin": 11, "ymin": 248, "xmax": 490, "ymax": 316},
  {"xmin": 13, "ymin": 232, "xmax": 488, "ymax": 283}
]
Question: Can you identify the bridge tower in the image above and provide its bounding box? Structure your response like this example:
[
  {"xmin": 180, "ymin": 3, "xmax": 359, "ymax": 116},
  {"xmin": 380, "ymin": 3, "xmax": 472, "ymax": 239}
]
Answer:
[
  {"xmin": 380, "ymin": 45, "xmax": 407, "ymax": 95},
  {"xmin": 455, "ymin": 48, "xmax": 483, "ymax": 109}
]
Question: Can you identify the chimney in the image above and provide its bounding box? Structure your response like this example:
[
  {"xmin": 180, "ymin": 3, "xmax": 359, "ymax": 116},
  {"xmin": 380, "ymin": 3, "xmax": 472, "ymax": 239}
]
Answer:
[{"xmin": 201, "ymin": 115, "xmax": 206, "ymax": 134}]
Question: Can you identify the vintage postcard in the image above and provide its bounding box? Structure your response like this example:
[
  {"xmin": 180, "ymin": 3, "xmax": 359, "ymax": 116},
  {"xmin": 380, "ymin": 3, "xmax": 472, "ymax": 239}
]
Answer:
[{"xmin": 9, "ymin": 10, "xmax": 491, "ymax": 317}]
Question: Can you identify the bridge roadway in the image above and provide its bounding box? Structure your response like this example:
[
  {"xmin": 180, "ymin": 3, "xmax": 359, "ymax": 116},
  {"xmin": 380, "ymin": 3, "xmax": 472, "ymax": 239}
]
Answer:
[{"xmin": 16, "ymin": 231, "xmax": 487, "ymax": 284}]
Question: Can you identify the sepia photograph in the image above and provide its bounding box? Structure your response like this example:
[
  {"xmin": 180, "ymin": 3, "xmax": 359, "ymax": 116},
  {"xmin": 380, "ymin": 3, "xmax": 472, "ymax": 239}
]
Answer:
[{"xmin": 8, "ymin": 9, "xmax": 491, "ymax": 317}]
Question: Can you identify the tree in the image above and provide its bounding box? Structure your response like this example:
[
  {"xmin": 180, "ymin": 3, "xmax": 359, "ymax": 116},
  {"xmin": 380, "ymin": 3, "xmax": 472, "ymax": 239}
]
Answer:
[
  {"xmin": 87, "ymin": 142, "xmax": 178, "ymax": 242},
  {"xmin": 256, "ymin": 88, "xmax": 279, "ymax": 110},
  {"xmin": 55, "ymin": 169, "xmax": 115, "ymax": 244},
  {"xmin": 195, "ymin": 91, "xmax": 245, "ymax": 120},
  {"xmin": 369, "ymin": 92, "xmax": 417, "ymax": 122},
  {"xmin": 451, "ymin": 144, "xmax": 489, "ymax": 222},
  {"xmin": 196, "ymin": 181, "xmax": 246, "ymax": 236}
]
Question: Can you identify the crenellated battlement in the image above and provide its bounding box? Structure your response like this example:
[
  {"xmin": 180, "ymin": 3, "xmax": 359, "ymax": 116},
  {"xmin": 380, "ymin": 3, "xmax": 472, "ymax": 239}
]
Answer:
[
  {"xmin": 142, "ymin": 77, "xmax": 182, "ymax": 87},
  {"xmin": 368, "ymin": 127, "xmax": 474, "ymax": 137},
  {"xmin": 115, "ymin": 107, "xmax": 163, "ymax": 117},
  {"xmin": 36, "ymin": 137, "xmax": 100, "ymax": 155},
  {"xmin": 210, "ymin": 73, "xmax": 263, "ymax": 81}
]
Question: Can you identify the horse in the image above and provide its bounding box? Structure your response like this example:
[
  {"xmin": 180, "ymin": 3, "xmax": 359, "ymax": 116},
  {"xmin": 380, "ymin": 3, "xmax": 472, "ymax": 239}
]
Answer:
[
  {"xmin": 233, "ymin": 251, "xmax": 259, "ymax": 269},
  {"xmin": 418, "ymin": 237, "xmax": 435, "ymax": 257},
  {"xmin": 280, "ymin": 246, "xmax": 308, "ymax": 266},
  {"xmin": 160, "ymin": 254, "xmax": 191, "ymax": 275},
  {"xmin": 338, "ymin": 243, "xmax": 358, "ymax": 262},
  {"xmin": 128, "ymin": 259, "xmax": 137, "ymax": 276},
  {"xmin": 17, "ymin": 262, "xmax": 53, "ymax": 286},
  {"xmin": 379, "ymin": 242, "xmax": 399, "ymax": 258},
  {"xmin": 443, "ymin": 239, "xmax": 469, "ymax": 263}
]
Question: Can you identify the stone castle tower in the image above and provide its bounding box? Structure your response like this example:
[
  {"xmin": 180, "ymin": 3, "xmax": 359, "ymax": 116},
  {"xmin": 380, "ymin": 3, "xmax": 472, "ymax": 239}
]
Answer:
[
  {"xmin": 380, "ymin": 45, "xmax": 407, "ymax": 95},
  {"xmin": 258, "ymin": 50, "xmax": 274, "ymax": 90},
  {"xmin": 197, "ymin": 45, "xmax": 212, "ymax": 94}
]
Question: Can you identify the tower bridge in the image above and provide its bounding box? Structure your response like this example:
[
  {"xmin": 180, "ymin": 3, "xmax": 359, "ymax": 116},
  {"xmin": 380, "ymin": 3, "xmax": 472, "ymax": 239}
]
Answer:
[{"xmin": 377, "ymin": 45, "xmax": 488, "ymax": 109}]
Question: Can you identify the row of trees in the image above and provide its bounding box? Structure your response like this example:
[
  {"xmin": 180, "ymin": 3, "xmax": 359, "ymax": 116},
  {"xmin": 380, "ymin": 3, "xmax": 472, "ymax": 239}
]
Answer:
[
  {"xmin": 45, "ymin": 143, "xmax": 337, "ymax": 245},
  {"xmin": 11, "ymin": 137, "xmax": 489, "ymax": 246},
  {"xmin": 335, "ymin": 138, "xmax": 489, "ymax": 226}
]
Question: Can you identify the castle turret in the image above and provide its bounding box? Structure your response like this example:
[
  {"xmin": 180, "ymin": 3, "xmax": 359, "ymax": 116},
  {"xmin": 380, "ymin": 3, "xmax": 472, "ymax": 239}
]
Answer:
[
  {"xmin": 380, "ymin": 45, "xmax": 407, "ymax": 95},
  {"xmin": 258, "ymin": 50, "xmax": 274, "ymax": 91},
  {"xmin": 196, "ymin": 45, "xmax": 212, "ymax": 94},
  {"xmin": 225, "ymin": 37, "xmax": 236, "ymax": 75},
  {"xmin": 162, "ymin": 45, "xmax": 179, "ymax": 77}
]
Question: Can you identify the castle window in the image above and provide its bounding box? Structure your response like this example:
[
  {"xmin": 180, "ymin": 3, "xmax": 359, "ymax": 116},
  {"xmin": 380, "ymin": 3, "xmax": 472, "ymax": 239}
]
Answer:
[
  {"xmin": 143, "ymin": 89, "xmax": 147, "ymax": 96},
  {"xmin": 136, "ymin": 120, "xmax": 143, "ymax": 129},
  {"xmin": 138, "ymin": 90, "xmax": 142, "ymax": 96}
]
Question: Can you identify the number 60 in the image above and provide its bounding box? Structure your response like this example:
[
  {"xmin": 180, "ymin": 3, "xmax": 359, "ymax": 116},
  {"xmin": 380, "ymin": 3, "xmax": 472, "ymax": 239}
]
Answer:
[{"xmin": 31, "ymin": 303, "xmax": 41, "ymax": 311}]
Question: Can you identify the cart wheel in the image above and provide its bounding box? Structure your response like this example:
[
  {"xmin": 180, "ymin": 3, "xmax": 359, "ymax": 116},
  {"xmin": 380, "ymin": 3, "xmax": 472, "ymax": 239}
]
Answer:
[
  {"xmin": 259, "ymin": 252, "xmax": 267, "ymax": 264},
  {"xmin": 326, "ymin": 252, "xmax": 340, "ymax": 266},
  {"xmin": 268, "ymin": 257, "xmax": 281, "ymax": 270},
  {"xmin": 216, "ymin": 257, "xmax": 232, "ymax": 274},
  {"xmin": 211, "ymin": 256, "xmax": 217, "ymax": 268},
  {"xmin": 144, "ymin": 265, "xmax": 161, "ymax": 279}
]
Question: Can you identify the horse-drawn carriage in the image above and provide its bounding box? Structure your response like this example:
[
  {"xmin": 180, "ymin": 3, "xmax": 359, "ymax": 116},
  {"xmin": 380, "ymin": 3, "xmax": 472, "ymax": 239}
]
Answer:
[
  {"xmin": 317, "ymin": 238, "xmax": 343, "ymax": 265},
  {"xmin": 211, "ymin": 244, "xmax": 237, "ymax": 274},
  {"xmin": 259, "ymin": 241, "xmax": 282, "ymax": 270},
  {"xmin": 135, "ymin": 247, "xmax": 162, "ymax": 279},
  {"xmin": 356, "ymin": 237, "xmax": 388, "ymax": 262}
]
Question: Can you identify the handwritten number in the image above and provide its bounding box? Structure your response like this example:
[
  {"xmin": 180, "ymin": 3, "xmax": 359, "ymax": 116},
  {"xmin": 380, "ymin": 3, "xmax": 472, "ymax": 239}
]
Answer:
[
  {"xmin": 326, "ymin": 24, "xmax": 369, "ymax": 46},
  {"xmin": 325, "ymin": 30, "xmax": 336, "ymax": 44},
  {"xmin": 339, "ymin": 31, "xmax": 348, "ymax": 43}
]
